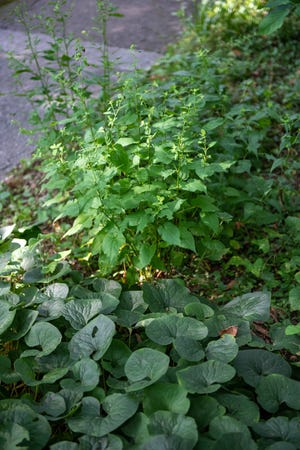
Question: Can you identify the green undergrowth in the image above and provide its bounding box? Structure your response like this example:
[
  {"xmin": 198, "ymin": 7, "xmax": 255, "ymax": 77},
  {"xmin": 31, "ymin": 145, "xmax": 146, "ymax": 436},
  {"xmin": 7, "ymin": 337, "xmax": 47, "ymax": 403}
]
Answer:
[
  {"xmin": 1, "ymin": 226, "xmax": 300, "ymax": 449},
  {"xmin": 1, "ymin": 2, "xmax": 300, "ymax": 446},
  {"xmin": 0, "ymin": 2, "xmax": 300, "ymax": 303}
]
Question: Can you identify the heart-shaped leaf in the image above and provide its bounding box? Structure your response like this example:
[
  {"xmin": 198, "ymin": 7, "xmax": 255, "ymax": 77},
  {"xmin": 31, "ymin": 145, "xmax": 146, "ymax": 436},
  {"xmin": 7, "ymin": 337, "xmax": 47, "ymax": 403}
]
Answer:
[
  {"xmin": 146, "ymin": 315, "xmax": 207, "ymax": 345},
  {"xmin": 69, "ymin": 314, "xmax": 115, "ymax": 361},
  {"xmin": 21, "ymin": 322, "xmax": 62, "ymax": 357},
  {"xmin": 68, "ymin": 394, "xmax": 138, "ymax": 437},
  {"xmin": 0, "ymin": 300, "xmax": 16, "ymax": 336},
  {"xmin": 221, "ymin": 291, "xmax": 271, "ymax": 322},
  {"xmin": 206, "ymin": 334, "xmax": 239, "ymax": 363},
  {"xmin": 233, "ymin": 349, "xmax": 292, "ymax": 387},
  {"xmin": 63, "ymin": 299, "xmax": 104, "ymax": 330},
  {"xmin": 143, "ymin": 383, "xmax": 190, "ymax": 415},
  {"xmin": 125, "ymin": 348, "xmax": 169, "ymax": 391},
  {"xmin": 252, "ymin": 416, "xmax": 300, "ymax": 444},
  {"xmin": 215, "ymin": 393, "xmax": 260, "ymax": 426},
  {"xmin": 143, "ymin": 279, "xmax": 198, "ymax": 313},
  {"xmin": 0, "ymin": 309, "xmax": 38, "ymax": 341},
  {"xmin": 209, "ymin": 415, "xmax": 251, "ymax": 440},
  {"xmin": 177, "ymin": 360, "xmax": 236, "ymax": 394},
  {"xmin": 148, "ymin": 411, "xmax": 198, "ymax": 448},
  {"xmin": 256, "ymin": 374, "xmax": 300, "ymax": 413},
  {"xmin": 60, "ymin": 358, "xmax": 100, "ymax": 392},
  {"xmin": 0, "ymin": 399, "xmax": 51, "ymax": 450}
]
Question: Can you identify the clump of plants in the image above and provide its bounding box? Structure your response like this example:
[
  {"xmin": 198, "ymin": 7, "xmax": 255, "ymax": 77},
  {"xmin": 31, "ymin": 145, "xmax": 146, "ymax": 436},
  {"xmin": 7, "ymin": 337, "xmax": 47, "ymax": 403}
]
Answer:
[
  {"xmin": 1, "ymin": 0, "xmax": 300, "ymax": 448},
  {"xmin": 1, "ymin": 226, "xmax": 300, "ymax": 449}
]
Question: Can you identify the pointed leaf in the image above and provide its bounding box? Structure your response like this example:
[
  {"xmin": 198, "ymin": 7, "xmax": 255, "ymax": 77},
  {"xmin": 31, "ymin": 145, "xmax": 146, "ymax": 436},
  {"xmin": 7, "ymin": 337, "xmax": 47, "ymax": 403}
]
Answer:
[{"xmin": 158, "ymin": 222, "xmax": 181, "ymax": 246}]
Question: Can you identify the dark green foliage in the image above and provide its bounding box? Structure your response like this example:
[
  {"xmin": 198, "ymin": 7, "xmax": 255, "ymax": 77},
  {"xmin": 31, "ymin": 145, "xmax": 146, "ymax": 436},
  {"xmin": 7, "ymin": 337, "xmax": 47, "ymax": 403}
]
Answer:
[{"xmin": 1, "ymin": 231, "xmax": 300, "ymax": 449}]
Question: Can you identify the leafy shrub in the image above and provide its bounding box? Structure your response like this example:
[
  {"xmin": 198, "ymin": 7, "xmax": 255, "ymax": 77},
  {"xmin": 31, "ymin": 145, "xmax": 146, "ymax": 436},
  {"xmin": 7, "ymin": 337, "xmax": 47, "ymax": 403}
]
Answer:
[
  {"xmin": 259, "ymin": 0, "xmax": 300, "ymax": 34},
  {"xmin": 1, "ymin": 229, "xmax": 300, "ymax": 449}
]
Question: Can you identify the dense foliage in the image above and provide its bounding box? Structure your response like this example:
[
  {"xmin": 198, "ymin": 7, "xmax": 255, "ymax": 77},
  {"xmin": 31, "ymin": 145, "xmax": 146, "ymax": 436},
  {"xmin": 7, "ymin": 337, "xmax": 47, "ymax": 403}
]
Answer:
[
  {"xmin": 1, "ymin": 0, "xmax": 300, "ymax": 448},
  {"xmin": 2, "ymin": 226, "xmax": 300, "ymax": 449}
]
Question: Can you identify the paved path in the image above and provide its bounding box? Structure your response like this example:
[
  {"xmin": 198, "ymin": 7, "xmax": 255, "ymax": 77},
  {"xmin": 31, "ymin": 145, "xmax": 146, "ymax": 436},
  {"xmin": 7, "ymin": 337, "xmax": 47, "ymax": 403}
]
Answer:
[{"xmin": 0, "ymin": 0, "xmax": 193, "ymax": 180}]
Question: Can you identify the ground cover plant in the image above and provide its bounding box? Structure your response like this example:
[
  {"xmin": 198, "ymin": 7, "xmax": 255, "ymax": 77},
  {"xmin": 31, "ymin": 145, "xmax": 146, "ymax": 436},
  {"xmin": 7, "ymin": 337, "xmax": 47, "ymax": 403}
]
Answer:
[
  {"xmin": 1, "ymin": 0, "xmax": 300, "ymax": 447},
  {"xmin": 2, "ymin": 226, "xmax": 300, "ymax": 449}
]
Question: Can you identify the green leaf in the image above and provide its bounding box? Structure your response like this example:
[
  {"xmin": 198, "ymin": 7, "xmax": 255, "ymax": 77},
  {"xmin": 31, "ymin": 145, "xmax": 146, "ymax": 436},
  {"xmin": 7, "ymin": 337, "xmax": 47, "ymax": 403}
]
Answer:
[
  {"xmin": 285, "ymin": 323, "xmax": 300, "ymax": 335},
  {"xmin": 0, "ymin": 300, "xmax": 16, "ymax": 336},
  {"xmin": 259, "ymin": 5, "xmax": 291, "ymax": 34},
  {"xmin": 78, "ymin": 434, "xmax": 123, "ymax": 450},
  {"xmin": 209, "ymin": 415, "xmax": 251, "ymax": 440},
  {"xmin": 233, "ymin": 349, "xmax": 292, "ymax": 387},
  {"xmin": 0, "ymin": 309, "xmax": 38, "ymax": 341},
  {"xmin": 21, "ymin": 322, "xmax": 62, "ymax": 357},
  {"xmin": 68, "ymin": 394, "xmax": 139, "ymax": 437},
  {"xmin": 177, "ymin": 360, "xmax": 236, "ymax": 394},
  {"xmin": 115, "ymin": 137, "xmax": 136, "ymax": 147},
  {"xmin": 215, "ymin": 393, "xmax": 260, "ymax": 426},
  {"xmin": 60, "ymin": 358, "xmax": 100, "ymax": 392},
  {"xmin": 102, "ymin": 339, "xmax": 132, "ymax": 378},
  {"xmin": 39, "ymin": 392, "xmax": 67, "ymax": 419},
  {"xmin": 15, "ymin": 358, "xmax": 68, "ymax": 386},
  {"xmin": 206, "ymin": 335, "xmax": 239, "ymax": 363},
  {"xmin": 63, "ymin": 299, "xmax": 104, "ymax": 330},
  {"xmin": 143, "ymin": 383, "xmax": 190, "ymax": 415},
  {"xmin": 92, "ymin": 278, "xmax": 122, "ymax": 298},
  {"xmin": 45, "ymin": 283, "xmax": 69, "ymax": 299},
  {"xmin": 0, "ymin": 399, "xmax": 51, "ymax": 450},
  {"xmin": 174, "ymin": 337, "xmax": 205, "ymax": 362},
  {"xmin": 69, "ymin": 314, "xmax": 115, "ymax": 361},
  {"xmin": 158, "ymin": 222, "xmax": 181, "ymax": 246},
  {"xmin": 212, "ymin": 432, "xmax": 257, "ymax": 450},
  {"xmin": 143, "ymin": 279, "xmax": 197, "ymax": 313},
  {"xmin": 289, "ymin": 286, "xmax": 300, "ymax": 311},
  {"xmin": 136, "ymin": 243, "xmax": 156, "ymax": 269},
  {"xmin": 125, "ymin": 348, "xmax": 169, "ymax": 391},
  {"xmin": 0, "ymin": 356, "xmax": 20, "ymax": 384},
  {"xmin": 145, "ymin": 315, "xmax": 208, "ymax": 345},
  {"xmin": 50, "ymin": 441, "xmax": 78, "ymax": 450},
  {"xmin": 221, "ymin": 291, "xmax": 271, "ymax": 322},
  {"xmin": 0, "ymin": 225, "xmax": 15, "ymax": 242},
  {"xmin": 188, "ymin": 395, "xmax": 225, "ymax": 431},
  {"xmin": 252, "ymin": 416, "xmax": 300, "ymax": 444},
  {"xmin": 256, "ymin": 374, "xmax": 300, "ymax": 413},
  {"xmin": 0, "ymin": 423, "xmax": 30, "ymax": 450},
  {"xmin": 184, "ymin": 302, "xmax": 215, "ymax": 320},
  {"xmin": 140, "ymin": 434, "xmax": 196, "ymax": 450},
  {"xmin": 102, "ymin": 228, "xmax": 126, "ymax": 264},
  {"xmin": 179, "ymin": 226, "xmax": 196, "ymax": 252},
  {"xmin": 181, "ymin": 179, "xmax": 207, "ymax": 193},
  {"xmin": 148, "ymin": 411, "xmax": 198, "ymax": 448}
]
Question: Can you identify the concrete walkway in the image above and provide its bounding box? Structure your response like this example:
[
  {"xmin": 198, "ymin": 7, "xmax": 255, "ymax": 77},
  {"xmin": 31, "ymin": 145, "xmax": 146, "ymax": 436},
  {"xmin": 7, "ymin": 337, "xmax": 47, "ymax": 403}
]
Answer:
[{"xmin": 0, "ymin": 0, "xmax": 192, "ymax": 180}]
